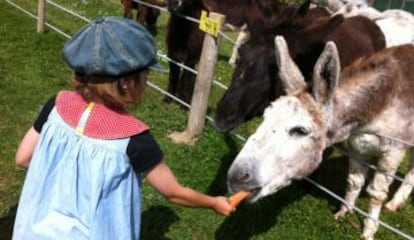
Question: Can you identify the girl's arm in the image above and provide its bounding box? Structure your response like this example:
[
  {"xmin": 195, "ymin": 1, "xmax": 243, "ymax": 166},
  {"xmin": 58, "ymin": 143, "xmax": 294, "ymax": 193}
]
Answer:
[
  {"xmin": 145, "ymin": 161, "xmax": 234, "ymax": 216},
  {"xmin": 15, "ymin": 127, "xmax": 40, "ymax": 168}
]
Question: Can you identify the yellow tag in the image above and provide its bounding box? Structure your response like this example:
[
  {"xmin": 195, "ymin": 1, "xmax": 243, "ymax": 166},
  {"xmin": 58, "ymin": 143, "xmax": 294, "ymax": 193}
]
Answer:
[
  {"xmin": 199, "ymin": 10, "xmax": 220, "ymax": 37},
  {"xmin": 87, "ymin": 102, "xmax": 94, "ymax": 110},
  {"xmin": 76, "ymin": 102, "xmax": 94, "ymax": 135},
  {"xmin": 76, "ymin": 127, "xmax": 84, "ymax": 135}
]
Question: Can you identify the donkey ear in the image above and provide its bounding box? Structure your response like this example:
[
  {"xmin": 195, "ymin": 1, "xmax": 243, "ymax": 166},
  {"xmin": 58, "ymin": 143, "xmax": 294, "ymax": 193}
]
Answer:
[
  {"xmin": 312, "ymin": 41, "xmax": 340, "ymax": 103},
  {"xmin": 274, "ymin": 36, "xmax": 306, "ymax": 95}
]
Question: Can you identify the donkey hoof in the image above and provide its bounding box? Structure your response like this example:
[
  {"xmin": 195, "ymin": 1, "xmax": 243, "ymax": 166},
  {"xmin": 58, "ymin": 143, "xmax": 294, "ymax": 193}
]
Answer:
[
  {"xmin": 384, "ymin": 201, "xmax": 399, "ymax": 212},
  {"xmin": 362, "ymin": 234, "xmax": 374, "ymax": 240},
  {"xmin": 334, "ymin": 206, "xmax": 351, "ymax": 219},
  {"xmin": 162, "ymin": 96, "xmax": 173, "ymax": 104},
  {"xmin": 334, "ymin": 211, "xmax": 346, "ymax": 220},
  {"xmin": 362, "ymin": 219, "xmax": 378, "ymax": 240},
  {"xmin": 362, "ymin": 229, "xmax": 375, "ymax": 240}
]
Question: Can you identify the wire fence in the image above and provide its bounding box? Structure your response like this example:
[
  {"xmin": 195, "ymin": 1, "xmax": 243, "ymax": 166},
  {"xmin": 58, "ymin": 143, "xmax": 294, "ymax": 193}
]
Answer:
[
  {"xmin": 5, "ymin": 0, "xmax": 414, "ymax": 239},
  {"xmin": 374, "ymin": 0, "xmax": 414, "ymax": 11}
]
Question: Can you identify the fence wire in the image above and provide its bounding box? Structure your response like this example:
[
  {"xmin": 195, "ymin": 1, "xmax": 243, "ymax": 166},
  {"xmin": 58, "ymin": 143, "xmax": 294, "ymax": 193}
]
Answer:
[{"xmin": 132, "ymin": 0, "xmax": 239, "ymax": 45}]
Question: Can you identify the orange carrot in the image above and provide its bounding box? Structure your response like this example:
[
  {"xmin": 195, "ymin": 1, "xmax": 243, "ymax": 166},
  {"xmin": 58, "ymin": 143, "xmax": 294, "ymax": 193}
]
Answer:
[{"xmin": 229, "ymin": 190, "xmax": 251, "ymax": 208}]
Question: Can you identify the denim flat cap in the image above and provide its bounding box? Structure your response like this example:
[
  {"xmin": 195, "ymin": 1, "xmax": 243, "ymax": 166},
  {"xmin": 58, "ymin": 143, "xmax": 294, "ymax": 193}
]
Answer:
[{"xmin": 62, "ymin": 16, "xmax": 166, "ymax": 78}]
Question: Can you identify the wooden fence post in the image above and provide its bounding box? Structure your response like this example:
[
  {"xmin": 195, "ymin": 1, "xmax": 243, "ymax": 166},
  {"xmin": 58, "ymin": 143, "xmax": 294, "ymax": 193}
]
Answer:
[
  {"xmin": 37, "ymin": 0, "xmax": 46, "ymax": 33},
  {"xmin": 169, "ymin": 12, "xmax": 226, "ymax": 145}
]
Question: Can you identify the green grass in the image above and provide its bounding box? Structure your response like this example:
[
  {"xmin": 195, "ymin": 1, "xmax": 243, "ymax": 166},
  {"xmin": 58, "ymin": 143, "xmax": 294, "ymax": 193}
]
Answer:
[{"xmin": 1, "ymin": 0, "xmax": 413, "ymax": 239}]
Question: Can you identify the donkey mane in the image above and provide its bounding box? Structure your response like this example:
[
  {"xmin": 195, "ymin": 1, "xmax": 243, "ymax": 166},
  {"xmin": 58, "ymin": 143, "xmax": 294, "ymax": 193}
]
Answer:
[{"xmin": 331, "ymin": 47, "xmax": 408, "ymax": 136}]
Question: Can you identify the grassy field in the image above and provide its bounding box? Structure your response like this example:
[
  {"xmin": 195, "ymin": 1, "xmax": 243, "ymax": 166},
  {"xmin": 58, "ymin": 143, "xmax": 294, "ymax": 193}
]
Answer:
[{"xmin": 1, "ymin": 0, "xmax": 413, "ymax": 239}]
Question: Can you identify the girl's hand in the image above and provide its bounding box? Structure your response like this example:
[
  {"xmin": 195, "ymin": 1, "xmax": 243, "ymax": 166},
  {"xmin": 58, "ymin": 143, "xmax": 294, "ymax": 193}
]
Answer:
[{"xmin": 212, "ymin": 196, "xmax": 234, "ymax": 216}]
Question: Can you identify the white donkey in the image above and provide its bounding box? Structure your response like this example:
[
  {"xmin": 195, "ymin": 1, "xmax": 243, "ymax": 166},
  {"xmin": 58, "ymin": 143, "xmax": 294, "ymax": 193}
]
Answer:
[
  {"xmin": 322, "ymin": 0, "xmax": 414, "ymax": 46},
  {"xmin": 227, "ymin": 36, "xmax": 414, "ymax": 240},
  {"xmin": 225, "ymin": 23, "xmax": 250, "ymax": 67},
  {"xmin": 318, "ymin": 0, "xmax": 370, "ymax": 13}
]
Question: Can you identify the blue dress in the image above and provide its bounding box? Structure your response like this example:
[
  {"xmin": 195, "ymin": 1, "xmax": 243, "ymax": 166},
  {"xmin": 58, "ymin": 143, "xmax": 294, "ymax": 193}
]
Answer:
[{"xmin": 13, "ymin": 105, "xmax": 142, "ymax": 239}]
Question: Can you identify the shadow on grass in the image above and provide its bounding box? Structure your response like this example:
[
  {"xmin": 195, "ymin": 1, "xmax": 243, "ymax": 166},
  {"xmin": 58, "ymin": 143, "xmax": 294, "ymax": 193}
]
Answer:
[
  {"xmin": 141, "ymin": 206, "xmax": 179, "ymax": 240},
  {"xmin": 209, "ymin": 142, "xmax": 413, "ymax": 239},
  {"xmin": 310, "ymin": 145, "xmax": 414, "ymax": 213},
  {"xmin": 205, "ymin": 134, "xmax": 309, "ymax": 239},
  {"xmin": 205, "ymin": 134, "xmax": 239, "ymax": 196},
  {"xmin": 217, "ymin": 53, "xmax": 231, "ymax": 65},
  {"xmin": 147, "ymin": 25, "xmax": 159, "ymax": 36},
  {"xmin": 304, "ymin": 144, "xmax": 411, "ymax": 212},
  {"xmin": 302, "ymin": 146, "xmax": 349, "ymax": 210},
  {"xmin": 215, "ymin": 185, "xmax": 306, "ymax": 240},
  {"xmin": 0, "ymin": 204, "xmax": 17, "ymax": 240},
  {"xmin": 0, "ymin": 205, "xmax": 179, "ymax": 240}
]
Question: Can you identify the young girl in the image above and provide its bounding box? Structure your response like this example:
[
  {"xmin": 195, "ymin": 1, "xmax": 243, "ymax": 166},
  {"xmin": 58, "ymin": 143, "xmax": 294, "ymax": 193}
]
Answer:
[{"xmin": 13, "ymin": 16, "xmax": 233, "ymax": 240}]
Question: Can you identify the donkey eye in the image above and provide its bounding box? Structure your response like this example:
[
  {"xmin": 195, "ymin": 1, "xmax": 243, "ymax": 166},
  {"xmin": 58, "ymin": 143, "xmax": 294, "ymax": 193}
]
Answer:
[{"xmin": 289, "ymin": 126, "xmax": 309, "ymax": 137}]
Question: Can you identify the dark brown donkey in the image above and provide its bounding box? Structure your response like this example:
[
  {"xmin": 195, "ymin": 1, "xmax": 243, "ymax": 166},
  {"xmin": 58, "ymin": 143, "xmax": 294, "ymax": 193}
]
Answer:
[
  {"xmin": 120, "ymin": 0, "xmax": 166, "ymax": 29},
  {"xmin": 214, "ymin": 1, "xmax": 385, "ymax": 132},
  {"xmin": 163, "ymin": 0, "xmax": 296, "ymax": 104}
]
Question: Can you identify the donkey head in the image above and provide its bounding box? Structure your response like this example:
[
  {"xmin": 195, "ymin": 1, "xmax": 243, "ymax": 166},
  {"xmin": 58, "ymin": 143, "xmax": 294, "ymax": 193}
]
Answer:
[
  {"xmin": 227, "ymin": 36, "xmax": 341, "ymax": 202},
  {"xmin": 214, "ymin": 40, "xmax": 281, "ymax": 132},
  {"xmin": 214, "ymin": 9, "xmax": 343, "ymax": 132}
]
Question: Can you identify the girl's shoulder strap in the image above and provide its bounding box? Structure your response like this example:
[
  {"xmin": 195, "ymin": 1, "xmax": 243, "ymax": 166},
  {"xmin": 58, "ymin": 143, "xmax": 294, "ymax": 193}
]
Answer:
[{"xmin": 56, "ymin": 90, "xmax": 149, "ymax": 139}]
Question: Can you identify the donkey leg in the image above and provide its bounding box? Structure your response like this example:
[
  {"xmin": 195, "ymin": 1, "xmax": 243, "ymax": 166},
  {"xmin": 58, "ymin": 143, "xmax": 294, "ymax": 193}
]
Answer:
[
  {"xmin": 228, "ymin": 44, "xmax": 239, "ymax": 67},
  {"xmin": 146, "ymin": 9, "xmax": 160, "ymax": 28},
  {"xmin": 121, "ymin": 0, "xmax": 133, "ymax": 19},
  {"xmin": 137, "ymin": 4, "xmax": 148, "ymax": 25},
  {"xmin": 363, "ymin": 148, "xmax": 406, "ymax": 240},
  {"xmin": 334, "ymin": 157, "xmax": 368, "ymax": 219},
  {"xmin": 177, "ymin": 63, "xmax": 196, "ymax": 105},
  {"xmin": 163, "ymin": 61, "xmax": 181, "ymax": 103},
  {"xmin": 384, "ymin": 147, "xmax": 414, "ymax": 212},
  {"xmin": 229, "ymin": 27, "xmax": 249, "ymax": 67},
  {"xmin": 336, "ymin": 133, "xmax": 378, "ymax": 218}
]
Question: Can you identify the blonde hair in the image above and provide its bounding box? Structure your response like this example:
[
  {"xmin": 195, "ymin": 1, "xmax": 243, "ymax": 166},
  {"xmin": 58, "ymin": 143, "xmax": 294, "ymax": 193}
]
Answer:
[{"xmin": 71, "ymin": 70, "xmax": 148, "ymax": 109}]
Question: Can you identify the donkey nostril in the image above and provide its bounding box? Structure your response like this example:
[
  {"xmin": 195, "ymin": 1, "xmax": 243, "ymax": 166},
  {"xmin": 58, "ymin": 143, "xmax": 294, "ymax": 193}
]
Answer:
[{"xmin": 235, "ymin": 171, "xmax": 250, "ymax": 182}]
